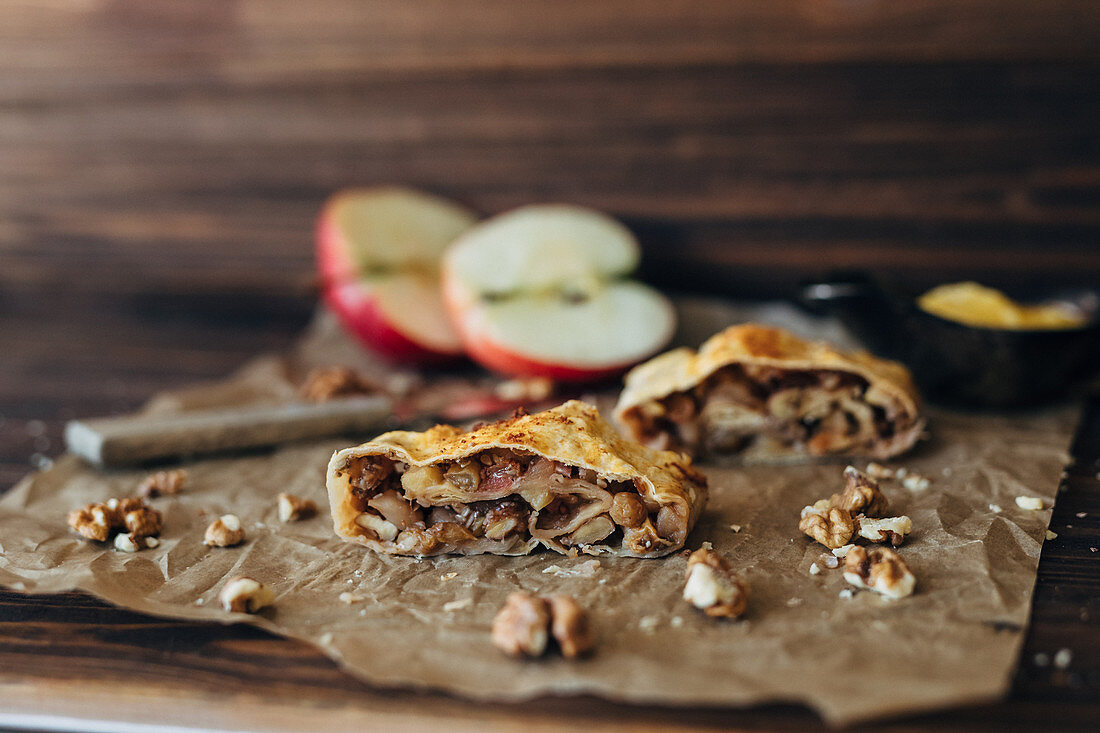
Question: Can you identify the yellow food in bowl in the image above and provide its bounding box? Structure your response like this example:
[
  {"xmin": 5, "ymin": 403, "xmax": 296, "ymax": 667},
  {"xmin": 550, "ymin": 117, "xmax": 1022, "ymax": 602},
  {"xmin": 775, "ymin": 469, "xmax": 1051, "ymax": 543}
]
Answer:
[{"xmin": 918, "ymin": 282, "xmax": 1087, "ymax": 330}]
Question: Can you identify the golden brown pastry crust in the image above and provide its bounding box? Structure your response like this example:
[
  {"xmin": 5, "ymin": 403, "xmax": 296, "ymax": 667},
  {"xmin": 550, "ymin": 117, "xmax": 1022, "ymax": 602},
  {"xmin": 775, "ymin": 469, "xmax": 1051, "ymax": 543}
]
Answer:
[
  {"xmin": 614, "ymin": 324, "xmax": 924, "ymax": 461},
  {"xmin": 327, "ymin": 400, "xmax": 707, "ymax": 558}
]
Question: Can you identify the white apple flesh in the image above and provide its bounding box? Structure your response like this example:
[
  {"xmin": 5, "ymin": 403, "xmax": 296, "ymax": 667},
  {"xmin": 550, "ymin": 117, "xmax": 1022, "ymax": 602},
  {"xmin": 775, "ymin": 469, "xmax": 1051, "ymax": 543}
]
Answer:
[
  {"xmin": 315, "ymin": 187, "xmax": 477, "ymax": 363},
  {"xmin": 443, "ymin": 205, "xmax": 676, "ymax": 381}
]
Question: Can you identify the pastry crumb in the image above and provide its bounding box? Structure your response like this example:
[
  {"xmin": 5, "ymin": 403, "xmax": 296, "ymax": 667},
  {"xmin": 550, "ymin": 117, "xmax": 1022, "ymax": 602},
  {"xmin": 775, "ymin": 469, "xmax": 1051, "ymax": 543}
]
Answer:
[
  {"xmin": 541, "ymin": 559, "xmax": 601, "ymax": 578},
  {"xmin": 443, "ymin": 598, "xmax": 472, "ymax": 612}
]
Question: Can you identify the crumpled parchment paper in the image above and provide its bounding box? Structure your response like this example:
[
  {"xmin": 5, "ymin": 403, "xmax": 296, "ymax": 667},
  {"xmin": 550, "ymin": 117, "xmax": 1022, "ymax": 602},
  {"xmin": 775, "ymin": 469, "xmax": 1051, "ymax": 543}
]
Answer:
[{"xmin": 0, "ymin": 302, "xmax": 1075, "ymax": 725}]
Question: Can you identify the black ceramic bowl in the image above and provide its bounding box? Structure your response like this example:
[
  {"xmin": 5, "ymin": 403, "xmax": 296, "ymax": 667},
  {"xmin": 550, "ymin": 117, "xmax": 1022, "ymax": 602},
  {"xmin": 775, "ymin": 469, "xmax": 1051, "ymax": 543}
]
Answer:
[{"xmin": 801, "ymin": 274, "xmax": 1100, "ymax": 408}]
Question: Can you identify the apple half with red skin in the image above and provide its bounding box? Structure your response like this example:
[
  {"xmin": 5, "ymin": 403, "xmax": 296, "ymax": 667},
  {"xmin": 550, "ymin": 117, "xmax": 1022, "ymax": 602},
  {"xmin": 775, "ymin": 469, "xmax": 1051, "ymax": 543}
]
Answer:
[
  {"xmin": 442, "ymin": 204, "xmax": 676, "ymax": 381},
  {"xmin": 316, "ymin": 187, "xmax": 478, "ymax": 364}
]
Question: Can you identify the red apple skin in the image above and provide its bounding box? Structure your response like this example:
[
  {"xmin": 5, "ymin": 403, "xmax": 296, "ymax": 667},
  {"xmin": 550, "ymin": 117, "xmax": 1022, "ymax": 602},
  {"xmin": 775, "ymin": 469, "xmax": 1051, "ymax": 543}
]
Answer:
[
  {"xmin": 460, "ymin": 329, "xmax": 634, "ymax": 382},
  {"xmin": 314, "ymin": 188, "xmax": 476, "ymax": 365},
  {"xmin": 324, "ymin": 281, "xmax": 464, "ymax": 366}
]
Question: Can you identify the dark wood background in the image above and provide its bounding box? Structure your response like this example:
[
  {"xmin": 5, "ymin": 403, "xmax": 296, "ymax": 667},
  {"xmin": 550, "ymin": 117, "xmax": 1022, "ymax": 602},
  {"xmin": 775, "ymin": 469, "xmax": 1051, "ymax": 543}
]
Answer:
[{"xmin": 1, "ymin": 1, "xmax": 1099, "ymax": 730}]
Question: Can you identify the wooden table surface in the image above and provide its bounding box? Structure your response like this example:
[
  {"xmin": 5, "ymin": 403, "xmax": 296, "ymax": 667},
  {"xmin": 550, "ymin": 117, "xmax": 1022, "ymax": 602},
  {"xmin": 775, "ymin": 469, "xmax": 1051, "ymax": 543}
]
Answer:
[{"xmin": 2, "ymin": 2, "xmax": 1099, "ymax": 730}]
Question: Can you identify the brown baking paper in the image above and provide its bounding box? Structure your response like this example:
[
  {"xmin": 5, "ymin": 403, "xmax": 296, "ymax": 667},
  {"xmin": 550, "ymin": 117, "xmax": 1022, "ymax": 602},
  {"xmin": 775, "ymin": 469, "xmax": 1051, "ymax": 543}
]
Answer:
[{"xmin": 0, "ymin": 302, "xmax": 1076, "ymax": 726}]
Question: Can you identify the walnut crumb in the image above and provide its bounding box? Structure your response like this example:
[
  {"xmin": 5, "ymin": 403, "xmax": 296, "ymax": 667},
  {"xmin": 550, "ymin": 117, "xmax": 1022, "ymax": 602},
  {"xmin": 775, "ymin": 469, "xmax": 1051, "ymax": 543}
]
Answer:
[
  {"xmin": 219, "ymin": 577, "xmax": 275, "ymax": 613},
  {"xmin": 204, "ymin": 514, "xmax": 245, "ymax": 547},
  {"xmin": 137, "ymin": 469, "xmax": 187, "ymax": 498},
  {"xmin": 683, "ymin": 547, "xmax": 748, "ymax": 619},
  {"xmin": 299, "ymin": 365, "xmax": 376, "ymax": 402},
  {"xmin": 1015, "ymin": 496, "xmax": 1045, "ymax": 511},
  {"xmin": 1046, "ymin": 530, "xmax": 1058, "ymax": 541},
  {"xmin": 809, "ymin": 562, "xmax": 821, "ymax": 575},
  {"xmin": 843, "ymin": 546, "xmax": 916, "ymax": 600},
  {"xmin": 338, "ymin": 592, "xmax": 365, "ymax": 604},
  {"xmin": 799, "ymin": 500, "xmax": 855, "ymax": 549},
  {"xmin": 865, "ymin": 462, "xmax": 895, "ymax": 480},
  {"xmin": 277, "ymin": 492, "xmax": 317, "ymax": 523}
]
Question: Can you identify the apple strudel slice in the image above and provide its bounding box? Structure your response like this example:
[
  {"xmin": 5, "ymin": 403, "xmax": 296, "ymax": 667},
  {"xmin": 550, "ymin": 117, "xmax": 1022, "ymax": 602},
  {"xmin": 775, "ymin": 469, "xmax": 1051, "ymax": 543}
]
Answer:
[
  {"xmin": 327, "ymin": 400, "xmax": 707, "ymax": 558},
  {"xmin": 614, "ymin": 324, "xmax": 924, "ymax": 461}
]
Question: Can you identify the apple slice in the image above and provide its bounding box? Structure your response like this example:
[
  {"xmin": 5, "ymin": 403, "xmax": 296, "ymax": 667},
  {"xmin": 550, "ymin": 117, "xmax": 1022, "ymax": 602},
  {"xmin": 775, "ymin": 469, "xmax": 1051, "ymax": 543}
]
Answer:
[
  {"xmin": 442, "ymin": 204, "xmax": 676, "ymax": 381},
  {"xmin": 316, "ymin": 187, "xmax": 478, "ymax": 363}
]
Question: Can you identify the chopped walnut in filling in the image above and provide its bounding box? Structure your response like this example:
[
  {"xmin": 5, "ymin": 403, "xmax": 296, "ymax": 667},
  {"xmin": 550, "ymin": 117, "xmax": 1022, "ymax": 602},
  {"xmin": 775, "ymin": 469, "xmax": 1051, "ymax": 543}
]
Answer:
[
  {"xmin": 341, "ymin": 449, "xmax": 685, "ymax": 556},
  {"xmin": 627, "ymin": 364, "xmax": 915, "ymax": 459}
]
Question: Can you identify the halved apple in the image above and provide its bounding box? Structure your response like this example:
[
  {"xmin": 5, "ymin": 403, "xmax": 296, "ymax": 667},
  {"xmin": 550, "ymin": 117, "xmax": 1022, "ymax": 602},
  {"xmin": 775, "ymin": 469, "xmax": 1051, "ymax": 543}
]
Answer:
[
  {"xmin": 316, "ymin": 187, "xmax": 478, "ymax": 363},
  {"xmin": 442, "ymin": 204, "xmax": 676, "ymax": 381}
]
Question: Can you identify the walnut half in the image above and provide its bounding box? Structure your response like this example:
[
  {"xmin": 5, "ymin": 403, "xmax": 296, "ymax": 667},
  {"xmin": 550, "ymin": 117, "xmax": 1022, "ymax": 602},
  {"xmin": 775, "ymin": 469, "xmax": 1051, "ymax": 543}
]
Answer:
[
  {"xmin": 683, "ymin": 547, "xmax": 748, "ymax": 619},
  {"xmin": 219, "ymin": 577, "xmax": 275, "ymax": 613},
  {"xmin": 799, "ymin": 500, "xmax": 855, "ymax": 549},
  {"xmin": 843, "ymin": 546, "xmax": 916, "ymax": 599}
]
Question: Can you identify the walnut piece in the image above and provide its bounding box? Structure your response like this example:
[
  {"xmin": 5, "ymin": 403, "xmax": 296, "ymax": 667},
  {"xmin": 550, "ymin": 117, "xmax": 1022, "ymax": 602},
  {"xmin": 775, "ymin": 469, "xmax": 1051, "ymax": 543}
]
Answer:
[
  {"xmin": 68, "ymin": 497, "xmax": 162, "ymax": 542},
  {"xmin": 114, "ymin": 533, "xmax": 160, "ymax": 553},
  {"xmin": 278, "ymin": 492, "xmax": 318, "ymax": 523},
  {"xmin": 137, "ymin": 469, "xmax": 187, "ymax": 498},
  {"xmin": 204, "ymin": 514, "xmax": 245, "ymax": 547},
  {"xmin": 219, "ymin": 576, "xmax": 275, "ymax": 613},
  {"xmin": 843, "ymin": 546, "xmax": 916, "ymax": 599},
  {"xmin": 491, "ymin": 592, "xmax": 551, "ymax": 657},
  {"xmin": 547, "ymin": 595, "xmax": 595, "ymax": 658},
  {"xmin": 799, "ymin": 500, "xmax": 855, "ymax": 549},
  {"xmin": 856, "ymin": 515, "xmax": 913, "ymax": 546},
  {"xmin": 299, "ymin": 365, "xmax": 376, "ymax": 402},
  {"xmin": 67, "ymin": 503, "xmax": 116, "ymax": 542},
  {"xmin": 683, "ymin": 547, "xmax": 748, "ymax": 619},
  {"xmin": 830, "ymin": 466, "xmax": 890, "ymax": 517},
  {"xmin": 118, "ymin": 497, "xmax": 163, "ymax": 537}
]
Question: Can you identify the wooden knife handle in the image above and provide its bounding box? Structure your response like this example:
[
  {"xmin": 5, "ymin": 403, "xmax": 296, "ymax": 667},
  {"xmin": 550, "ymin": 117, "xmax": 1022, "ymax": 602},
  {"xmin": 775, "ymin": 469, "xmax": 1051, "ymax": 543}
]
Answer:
[{"xmin": 64, "ymin": 396, "xmax": 393, "ymax": 467}]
